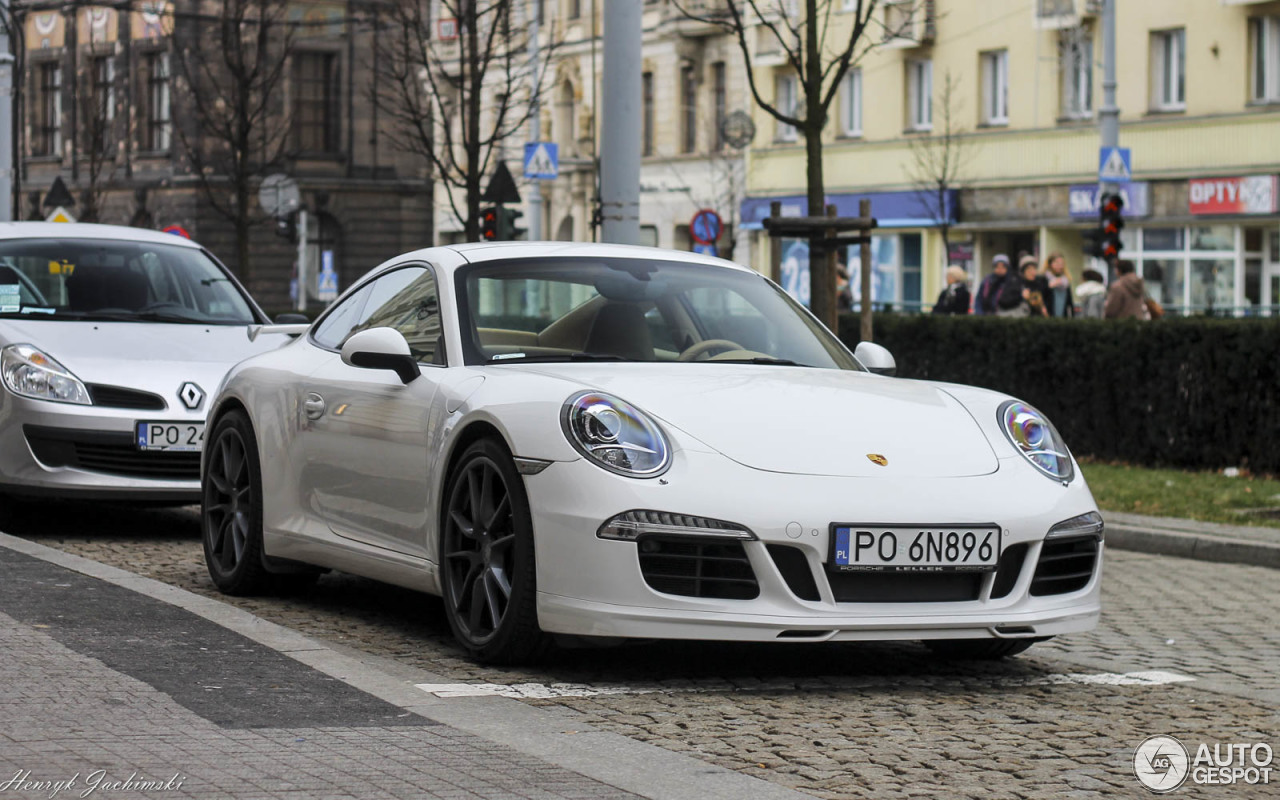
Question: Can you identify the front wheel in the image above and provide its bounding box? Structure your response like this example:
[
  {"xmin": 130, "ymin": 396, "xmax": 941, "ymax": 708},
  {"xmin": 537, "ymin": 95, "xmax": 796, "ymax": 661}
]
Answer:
[
  {"xmin": 924, "ymin": 638, "xmax": 1042, "ymax": 660},
  {"xmin": 202, "ymin": 410, "xmax": 273, "ymax": 595},
  {"xmin": 439, "ymin": 439, "xmax": 547, "ymax": 664}
]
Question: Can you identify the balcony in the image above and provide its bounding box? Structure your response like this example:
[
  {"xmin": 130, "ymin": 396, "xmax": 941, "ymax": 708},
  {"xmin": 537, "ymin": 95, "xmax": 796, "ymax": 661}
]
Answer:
[
  {"xmin": 1033, "ymin": 0, "xmax": 1100, "ymax": 30},
  {"xmin": 881, "ymin": 0, "xmax": 935, "ymax": 49}
]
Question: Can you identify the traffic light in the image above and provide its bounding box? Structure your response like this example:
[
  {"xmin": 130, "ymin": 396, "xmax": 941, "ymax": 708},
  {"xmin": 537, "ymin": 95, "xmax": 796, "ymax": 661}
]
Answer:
[
  {"xmin": 480, "ymin": 206, "xmax": 499, "ymax": 241},
  {"xmin": 1099, "ymin": 192, "xmax": 1125, "ymax": 262},
  {"xmin": 497, "ymin": 206, "xmax": 526, "ymax": 241}
]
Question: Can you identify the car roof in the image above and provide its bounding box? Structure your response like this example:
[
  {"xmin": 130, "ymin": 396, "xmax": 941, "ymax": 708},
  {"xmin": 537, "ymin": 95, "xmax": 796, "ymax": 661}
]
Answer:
[
  {"xmin": 0, "ymin": 222, "xmax": 203, "ymax": 249},
  {"xmin": 387, "ymin": 241, "xmax": 757, "ymax": 275}
]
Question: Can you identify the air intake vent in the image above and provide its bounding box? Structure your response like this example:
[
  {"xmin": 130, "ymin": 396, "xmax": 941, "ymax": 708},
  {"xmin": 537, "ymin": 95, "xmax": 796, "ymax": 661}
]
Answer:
[
  {"xmin": 1030, "ymin": 536, "xmax": 1099, "ymax": 596},
  {"xmin": 86, "ymin": 384, "xmax": 167, "ymax": 411},
  {"xmin": 990, "ymin": 543, "xmax": 1030, "ymax": 600},
  {"xmin": 24, "ymin": 425, "xmax": 199, "ymax": 481},
  {"xmin": 766, "ymin": 545, "xmax": 820, "ymax": 601},
  {"xmin": 826, "ymin": 571, "xmax": 982, "ymax": 603},
  {"xmin": 637, "ymin": 536, "xmax": 758, "ymax": 600}
]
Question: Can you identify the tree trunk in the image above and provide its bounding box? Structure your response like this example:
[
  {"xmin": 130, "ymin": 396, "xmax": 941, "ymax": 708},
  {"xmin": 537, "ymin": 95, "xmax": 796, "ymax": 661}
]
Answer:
[
  {"xmin": 803, "ymin": 0, "xmax": 833, "ymax": 332},
  {"xmin": 236, "ymin": 182, "xmax": 252, "ymax": 289}
]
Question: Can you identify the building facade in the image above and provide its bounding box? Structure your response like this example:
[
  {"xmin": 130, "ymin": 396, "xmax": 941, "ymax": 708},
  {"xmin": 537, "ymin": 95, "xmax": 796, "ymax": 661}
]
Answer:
[
  {"xmin": 741, "ymin": 0, "xmax": 1280, "ymax": 314},
  {"xmin": 16, "ymin": 0, "xmax": 433, "ymax": 311}
]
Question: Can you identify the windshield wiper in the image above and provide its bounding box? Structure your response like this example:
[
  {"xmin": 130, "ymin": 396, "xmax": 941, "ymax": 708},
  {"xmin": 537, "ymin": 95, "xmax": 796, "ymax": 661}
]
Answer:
[
  {"xmin": 704, "ymin": 357, "xmax": 813, "ymax": 367},
  {"xmin": 487, "ymin": 352, "xmax": 632, "ymax": 364},
  {"xmin": 52, "ymin": 310, "xmax": 228, "ymax": 325}
]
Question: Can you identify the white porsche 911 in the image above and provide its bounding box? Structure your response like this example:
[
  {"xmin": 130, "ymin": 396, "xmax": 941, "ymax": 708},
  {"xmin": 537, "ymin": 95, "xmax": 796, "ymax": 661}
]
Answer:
[{"xmin": 202, "ymin": 242, "xmax": 1103, "ymax": 663}]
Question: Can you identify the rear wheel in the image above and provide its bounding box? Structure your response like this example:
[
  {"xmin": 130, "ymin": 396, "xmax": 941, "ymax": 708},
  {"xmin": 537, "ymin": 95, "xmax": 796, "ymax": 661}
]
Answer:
[
  {"xmin": 440, "ymin": 439, "xmax": 546, "ymax": 664},
  {"xmin": 202, "ymin": 411, "xmax": 275, "ymax": 595},
  {"xmin": 925, "ymin": 638, "xmax": 1041, "ymax": 660}
]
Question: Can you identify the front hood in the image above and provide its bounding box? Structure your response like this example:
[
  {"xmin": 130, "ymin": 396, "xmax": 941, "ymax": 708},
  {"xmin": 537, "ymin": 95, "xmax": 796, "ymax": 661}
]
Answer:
[
  {"xmin": 0, "ymin": 320, "xmax": 290, "ymax": 405},
  {"xmin": 508, "ymin": 364, "xmax": 1000, "ymax": 478}
]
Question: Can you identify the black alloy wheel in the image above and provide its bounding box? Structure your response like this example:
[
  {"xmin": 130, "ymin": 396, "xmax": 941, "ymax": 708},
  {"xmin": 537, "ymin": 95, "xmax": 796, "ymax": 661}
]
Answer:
[
  {"xmin": 440, "ymin": 439, "xmax": 545, "ymax": 663},
  {"xmin": 202, "ymin": 410, "xmax": 272, "ymax": 595}
]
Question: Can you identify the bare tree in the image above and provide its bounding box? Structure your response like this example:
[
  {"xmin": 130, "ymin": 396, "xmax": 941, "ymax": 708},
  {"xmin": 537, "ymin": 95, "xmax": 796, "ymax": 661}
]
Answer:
[
  {"xmin": 906, "ymin": 69, "xmax": 972, "ymax": 275},
  {"xmin": 374, "ymin": 0, "xmax": 557, "ymax": 241},
  {"xmin": 170, "ymin": 0, "xmax": 294, "ymax": 285},
  {"xmin": 76, "ymin": 54, "xmax": 119, "ymax": 223},
  {"xmin": 675, "ymin": 0, "xmax": 922, "ymax": 325}
]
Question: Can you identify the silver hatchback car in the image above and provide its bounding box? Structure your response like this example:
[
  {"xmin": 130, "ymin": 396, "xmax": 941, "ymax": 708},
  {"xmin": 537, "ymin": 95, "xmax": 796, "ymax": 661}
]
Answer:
[{"xmin": 0, "ymin": 222, "xmax": 298, "ymax": 508}]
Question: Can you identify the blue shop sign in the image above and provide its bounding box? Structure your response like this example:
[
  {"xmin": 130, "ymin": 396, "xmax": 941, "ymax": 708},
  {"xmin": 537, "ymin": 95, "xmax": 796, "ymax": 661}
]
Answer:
[
  {"xmin": 1069, "ymin": 182, "xmax": 1149, "ymax": 219},
  {"xmin": 740, "ymin": 189, "xmax": 957, "ymax": 230}
]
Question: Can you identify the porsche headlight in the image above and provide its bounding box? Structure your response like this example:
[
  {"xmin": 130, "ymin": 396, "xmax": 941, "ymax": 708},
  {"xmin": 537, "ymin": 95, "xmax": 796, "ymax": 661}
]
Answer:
[
  {"xmin": 561, "ymin": 391, "xmax": 670, "ymax": 477},
  {"xmin": 998, "ymin": 400, "xmax": 1072, "ymax": 482},
  {"xmin": 1, "ymin": 344, "xmax": 91, "ymax": 405}
]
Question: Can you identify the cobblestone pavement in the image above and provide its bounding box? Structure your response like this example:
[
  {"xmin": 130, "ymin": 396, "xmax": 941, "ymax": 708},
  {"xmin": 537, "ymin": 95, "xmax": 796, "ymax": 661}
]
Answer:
[{"xmin": 8, "ymin": 502, "xmax": 1279, "ymax": 799}]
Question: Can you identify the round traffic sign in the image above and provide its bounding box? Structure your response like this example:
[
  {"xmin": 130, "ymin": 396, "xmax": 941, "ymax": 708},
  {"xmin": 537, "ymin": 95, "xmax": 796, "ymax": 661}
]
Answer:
[
  {"xmin": 690, "ymin": 209, "xmax": 723, "ymax": 245},
  {"xmin": 259, "ymin": 174, "xmax": 300, "ymax": 218},
  {"xmin": 162, "ymin": 224, "xmax": 190, "ymax": 239}
]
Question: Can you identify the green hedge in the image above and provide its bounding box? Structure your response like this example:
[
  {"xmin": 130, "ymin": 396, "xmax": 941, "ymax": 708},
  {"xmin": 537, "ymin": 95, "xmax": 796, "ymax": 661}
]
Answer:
[{"xmin": 837, "ymin": 314, "xmax": 1280, "ymax": 474}]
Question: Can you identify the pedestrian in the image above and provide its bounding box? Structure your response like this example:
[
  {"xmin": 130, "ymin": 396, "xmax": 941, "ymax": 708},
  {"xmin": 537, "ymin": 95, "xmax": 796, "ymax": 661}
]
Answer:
[
  {"xmin": 974, "ymin": 254, "xmax": 1010, "ymax": 315},
  {"xmin": 836, "ymin": 263, "xmax": 853, "ymax": 312},
  {"xmin": 1103, "ymin": 260, "xmax": 1148, "ymax": 320},
  {"xmin": 1042, "ymin": 252, "xmax": 1075, "ymax": 318},
  {"xmin": 932, "ymin": 266, "xmax": 971, "ymax": 314},
  {"xmin": 1075, "ymin": 269, "xmax": 1106, "ymax": 318},
  {"xmin": 995, "ymin": 255, "xmax": 1038, "ymax": 317}
]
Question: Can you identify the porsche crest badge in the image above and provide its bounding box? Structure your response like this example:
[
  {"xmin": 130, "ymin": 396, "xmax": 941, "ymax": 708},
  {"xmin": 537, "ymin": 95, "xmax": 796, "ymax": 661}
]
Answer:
[{"xmin": 867, "ymin": 454, "xmax": 888, "ymax": 467}]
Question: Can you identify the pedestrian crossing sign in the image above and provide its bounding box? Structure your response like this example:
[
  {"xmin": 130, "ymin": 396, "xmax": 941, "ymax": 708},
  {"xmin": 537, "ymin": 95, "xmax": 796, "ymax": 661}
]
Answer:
[
  {"xmin": 523, "ymin": 142, "xmax": 559, "ymax": 180},
  {"xmin": 1099, "ymin": 147, "xmax": 1132, "ymax": 183}
]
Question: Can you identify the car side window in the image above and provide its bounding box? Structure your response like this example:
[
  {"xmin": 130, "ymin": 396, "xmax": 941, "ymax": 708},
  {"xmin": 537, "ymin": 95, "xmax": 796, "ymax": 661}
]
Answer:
[
  {"xmin": 311, "ymin": 284, "xmax": 372, "ymax": 350},
  {"xmin": 349, "ymin": 266, "xmax": 443, "ymax": 365}
]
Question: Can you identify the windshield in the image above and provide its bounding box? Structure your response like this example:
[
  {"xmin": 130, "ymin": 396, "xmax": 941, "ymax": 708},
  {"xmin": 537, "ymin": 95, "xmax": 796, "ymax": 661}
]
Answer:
[
  {"xmin": 0, "ymin": 237, "xmax": 257, "ymax": 324},
  {"xmin": 456, "ymin": 257, "xmax": 861, "ymax": 370}
]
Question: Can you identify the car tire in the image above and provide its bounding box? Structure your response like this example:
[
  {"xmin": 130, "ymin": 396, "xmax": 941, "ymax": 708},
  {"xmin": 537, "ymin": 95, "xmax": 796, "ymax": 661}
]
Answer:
[
  {"xmin": 201, "ymin": 410, "xmax": 276, "ymax": 596},
  {"xmin": 924, "ymin": 638, "xmax": 1041, "ymax": 660},
  {"xmin": 439, "ymin": 438, "xmax": 547, "ymax": 664}
]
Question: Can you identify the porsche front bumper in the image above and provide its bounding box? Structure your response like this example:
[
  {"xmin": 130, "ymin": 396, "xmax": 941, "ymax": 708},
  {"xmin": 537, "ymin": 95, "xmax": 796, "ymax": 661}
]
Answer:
[{"xmin": 525, "ymin": 449, "xmax": 1102, "ymax": 643}]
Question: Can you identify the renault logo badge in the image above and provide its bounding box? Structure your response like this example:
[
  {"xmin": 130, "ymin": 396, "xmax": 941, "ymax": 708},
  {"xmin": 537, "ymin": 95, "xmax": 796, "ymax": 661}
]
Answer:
[
  {"xmin": 867, "ymin": 454, "xmax": 888, "ymax": 467},
  {"xmin": 178, "ymin": 382, "xmax": 205, "ymax": 411}
]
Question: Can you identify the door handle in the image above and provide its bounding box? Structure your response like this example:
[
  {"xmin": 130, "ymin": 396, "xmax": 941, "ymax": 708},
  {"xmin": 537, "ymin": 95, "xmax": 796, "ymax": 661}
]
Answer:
[{"xmin": 304, "ymin": 393, "xmax": 326, "ymax": 420}]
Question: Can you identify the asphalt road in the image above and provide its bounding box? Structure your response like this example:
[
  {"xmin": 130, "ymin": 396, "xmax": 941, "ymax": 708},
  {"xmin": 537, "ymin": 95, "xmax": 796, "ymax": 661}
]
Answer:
[{"xmin": 6, "ymin": 501, "xmax": 1279, "ymax": 799}]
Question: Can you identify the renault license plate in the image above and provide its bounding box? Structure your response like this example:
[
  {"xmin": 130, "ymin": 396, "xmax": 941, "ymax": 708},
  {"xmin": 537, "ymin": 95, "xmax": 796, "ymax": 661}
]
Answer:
[
  {"xmin": 136, "ymin": 421, "xmax": 205, "ymax": 452},
  {"xmin": 830, "ymin": 525, "xmax": 1000, "ymax": 573}
]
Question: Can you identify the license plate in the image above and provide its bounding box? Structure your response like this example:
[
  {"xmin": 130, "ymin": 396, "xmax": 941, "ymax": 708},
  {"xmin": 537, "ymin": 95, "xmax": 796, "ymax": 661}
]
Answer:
[
  {"xmin": 136, "ymin": 421, "xmax": 205, "ymax": 452},
  {"xmin": 830, "ymin": 525, "xmax": 1001, "ymax": 573}
]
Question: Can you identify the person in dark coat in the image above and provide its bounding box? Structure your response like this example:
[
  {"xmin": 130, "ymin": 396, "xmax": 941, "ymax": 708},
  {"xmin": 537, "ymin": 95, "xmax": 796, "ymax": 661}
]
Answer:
[
  {"xmin": 1104, "ymin": 260, "xmax": 1148, "ymax": 320},
  {"xmin": 1042, "ymin": 252, "xmax": 1075, "ymax": 318},
  {"xmin": 932, "ymin": 266, "xmax": 971, "ymax": 314},
  {"xmin": 974, "ymin": 254, "xmax": 1010, "ymax": 315}
]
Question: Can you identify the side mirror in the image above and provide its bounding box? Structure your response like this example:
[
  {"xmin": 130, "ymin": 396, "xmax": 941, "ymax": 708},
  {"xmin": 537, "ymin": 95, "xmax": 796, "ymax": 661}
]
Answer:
[
  {"xmin": 341, "ymin": 327, "xmax": 420, "ymax": 384},
  {"xmin": 854, "ymin": 342, "xmax": 897, "ymax": 377},
  {"xmin": 274, "ymin": 312, "xmax": 310, "ymax": 324}
]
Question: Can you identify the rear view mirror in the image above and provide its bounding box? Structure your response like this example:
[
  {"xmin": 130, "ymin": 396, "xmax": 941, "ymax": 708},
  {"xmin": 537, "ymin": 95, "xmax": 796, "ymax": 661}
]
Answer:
[
  {"xmin": 341, "ymin": 327, "xmax": 420, "ymax": 384},
  {"xmin": 854, "ymin": 342, "xmax": 897, "ymax": 377}
]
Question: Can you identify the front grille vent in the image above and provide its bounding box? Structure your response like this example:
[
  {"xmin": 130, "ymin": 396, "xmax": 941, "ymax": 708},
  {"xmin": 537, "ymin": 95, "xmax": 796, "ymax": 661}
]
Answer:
[
  {"xmin": 825, "ymin": 571, "xmax": 983, "ymax": 603},
  {"xmin": 86, "ymin": 384, "xmax": 167, "ymax": 411},
  {"xmin": 25, "ymin": 426, "xmax": 199, "ymax": 481},
  {"xmin": 637, "ymin": 536, "xmax": 759, "ymax": 600},
  {"xmin": 766, "ymin": 544, "xmax": 821, "ymax": 601},
  {"xmin": 990, "ymin": 543, "xmax": 1030, "ymax": 600},
  {"xmin": 1030, "ymin": 535, "xmax": 1099, "ymax": 596}
]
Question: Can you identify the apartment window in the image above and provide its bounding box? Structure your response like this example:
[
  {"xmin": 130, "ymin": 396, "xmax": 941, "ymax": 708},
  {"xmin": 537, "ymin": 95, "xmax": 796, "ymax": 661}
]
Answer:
[
  {"xmin": 1060, "ymin": 32, "xmax": 1093, "ymax": 118},
  {"xmin": 1251, "ymin": 17, "xmax": 1280, "ymax": 103},
  {"xmin": 1151, "ymin": 28, "xmax": 1186, "ymax": 111},
  {"xmin": 712, "ymin": 61, "xmax": 726, "ymax": 151},
  {"xmin": 841, "ymin": 68, "xmax": 862, "ymax": 136},
  {"xmin": 86, "ymin": 56, "xmax": 115, "ymax": 153},
  {"xmin": 981, "ymin": 50, "xmax": 1009, "ymax": 125},
  {"xmin": 775, "ymin": 72, "xmax": 797, "ymax": 142},
  {"xmin": 569, "ymin": 0, "xmax": 581, "ymax": 19},
  {"xmin": 294, "ymin": 51, "xmax": 340, "ymax": 154},
  {"xmin": 681, "ymin": 64, "xmax": 697, "ymax": 153},
  {"xmin": 32, "ymin": 62, "xmax": 61, "ymax": 157},
  {"xmin": 642, "ymin": 71, "xmax": 654, "ymax": 156},
  {"xmin": 906, "ymin": 59, "xmax": 932, "ymax": 131},
  {"xmin": 140, "ymin": 52, "xmax": 171, "ymax": 151}
]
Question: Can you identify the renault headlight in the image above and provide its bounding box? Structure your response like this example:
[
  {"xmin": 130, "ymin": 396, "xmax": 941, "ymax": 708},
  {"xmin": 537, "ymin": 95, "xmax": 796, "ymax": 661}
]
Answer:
[
  {"xmin": 561, "ymin": 391, "xmax": 670, "ymax": 477},
  {"xmin": 998, "ymin": 400, "xmax": 1072, "ymax": 482},
  {"xmin": 1, "ymin": 344, "xmax": 92, "ymax": 405}
]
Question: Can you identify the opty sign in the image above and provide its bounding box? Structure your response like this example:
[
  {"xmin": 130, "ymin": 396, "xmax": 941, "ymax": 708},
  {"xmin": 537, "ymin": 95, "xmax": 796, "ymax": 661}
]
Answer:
[{"xmin": 1189, "ymin": 175, "xmax": 1278, "ymax": 215}]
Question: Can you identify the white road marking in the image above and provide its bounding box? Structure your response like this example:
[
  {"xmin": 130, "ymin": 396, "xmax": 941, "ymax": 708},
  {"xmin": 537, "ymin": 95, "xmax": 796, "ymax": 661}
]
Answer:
[{"xmin": 416, "ymin": 670, "xmax": 1195, "ymax": 699}]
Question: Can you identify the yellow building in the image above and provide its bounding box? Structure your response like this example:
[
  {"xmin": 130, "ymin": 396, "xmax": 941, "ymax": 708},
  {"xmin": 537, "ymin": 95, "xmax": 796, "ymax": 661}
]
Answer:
[{"xmin": 743, "ymin": 0, "xmax": 1280, "ymax": 314}]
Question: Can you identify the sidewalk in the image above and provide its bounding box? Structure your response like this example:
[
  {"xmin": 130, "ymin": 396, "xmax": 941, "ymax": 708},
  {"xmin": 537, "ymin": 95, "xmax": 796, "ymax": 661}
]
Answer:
[
  {"xmin": 0, "ymin": 533, "xmax": 807, "ymax": 800},
  {"xmin": 1101, "ymin": 510, "xmax": 1280, "ymax": 569}
]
